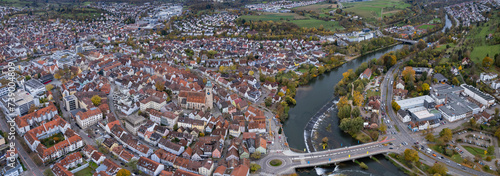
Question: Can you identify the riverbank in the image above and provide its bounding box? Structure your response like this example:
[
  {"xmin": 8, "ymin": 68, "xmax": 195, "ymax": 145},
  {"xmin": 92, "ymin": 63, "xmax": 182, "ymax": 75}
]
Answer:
[{"xmin": 345, "ymin": 42, "xmax": 401, "ymax": 62}]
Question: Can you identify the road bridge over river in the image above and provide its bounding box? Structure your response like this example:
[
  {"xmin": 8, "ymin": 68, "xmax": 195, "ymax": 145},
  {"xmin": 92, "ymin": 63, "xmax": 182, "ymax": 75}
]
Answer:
[
  {"xmin": 258, "ymin": 138, "xmax": 396, "ymax": 175},
  {"xmin": 393, "ymin": 38, "xmax": 418, "ymax": 44}
]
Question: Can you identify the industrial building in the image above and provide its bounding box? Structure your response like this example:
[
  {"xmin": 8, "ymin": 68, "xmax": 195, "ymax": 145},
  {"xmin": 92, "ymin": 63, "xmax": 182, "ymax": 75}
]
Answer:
[
  {"xmin": 461, "ymin": 84, "xmax": 495, "ymax": 108},
  {"xmin": 395, "ymin": 95, "xmax": 435, "ymax": 110}
]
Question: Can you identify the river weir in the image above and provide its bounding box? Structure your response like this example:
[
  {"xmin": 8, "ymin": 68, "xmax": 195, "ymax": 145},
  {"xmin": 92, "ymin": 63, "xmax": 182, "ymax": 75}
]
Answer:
[
  {"xmin": 286, "ymin": 13, "xmax": 454, "ymax": 176},
  {"xmin": 304, "ymin": 98, "xmax": 338, "ymax": 152},
  {"xmin": 283, "ymin": 44, "xmax": 406, "ymax": 176}
]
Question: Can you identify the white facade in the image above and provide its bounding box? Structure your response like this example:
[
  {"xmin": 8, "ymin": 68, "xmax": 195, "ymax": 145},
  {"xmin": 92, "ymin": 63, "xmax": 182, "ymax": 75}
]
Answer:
[
  {"xmin": 461, "ymin": 84, "xmax": 495, "ymax": 108},
  {"xmin": 480, "ymin": 72, "xmax": 498, "ymax": 82}
]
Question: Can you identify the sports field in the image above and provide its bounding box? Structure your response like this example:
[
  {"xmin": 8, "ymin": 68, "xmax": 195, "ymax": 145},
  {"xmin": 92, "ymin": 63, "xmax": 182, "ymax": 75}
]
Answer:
[{"xmin": 417, "ymin": 24, "xmax": 435, "ymax": 30}]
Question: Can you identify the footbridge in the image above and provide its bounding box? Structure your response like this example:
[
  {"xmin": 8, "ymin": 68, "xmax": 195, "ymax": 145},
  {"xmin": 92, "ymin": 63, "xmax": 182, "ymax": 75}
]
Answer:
[{"xmin": 259, "ymin": 138, "xmax": 396, "ymax": 175}]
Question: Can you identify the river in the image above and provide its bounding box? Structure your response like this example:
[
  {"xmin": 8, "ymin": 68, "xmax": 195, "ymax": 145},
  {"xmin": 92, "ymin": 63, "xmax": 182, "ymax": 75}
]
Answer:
[
  {"xmin": 283, "ymin": 44, "xmax": 406, "ymax": 176},
  {"xmin": 282, "ymin": 14, "xmax": 452, "ymax": 176}
]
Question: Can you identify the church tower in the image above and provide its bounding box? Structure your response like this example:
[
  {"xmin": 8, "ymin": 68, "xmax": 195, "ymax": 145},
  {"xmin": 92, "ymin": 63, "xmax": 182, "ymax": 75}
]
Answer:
[{"xmin": 205, "ymin": 80, "xmax": 214, "ymax": 110}]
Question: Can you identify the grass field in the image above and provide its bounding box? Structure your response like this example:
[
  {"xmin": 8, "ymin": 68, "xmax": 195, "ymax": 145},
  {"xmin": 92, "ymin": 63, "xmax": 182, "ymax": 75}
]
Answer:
[
  {"xmin": 451, "ymin": 154, "xmax": 464, "ymax": 163},
  {"xmin": 470, "ymin": 44, "xmax": 500, "ymax": 63},
  {"xmin": 366, "ymin": 89, "xmax": 380, "ymax": 97},
  {"xmin": 240, "ymin": 12, "xmax": 307, "ymax": 21},
  {"xmin": 434, "ymin": 43, "xmax": 456, "ymax": 52},
  {"xmin": 429, "ymin": 18, "xmax": 442, "ymax": 24},
  {"xmin": 293, "ymin": 3, "xmax": 337, "ymax": 13},
  {"xmin": 417, "ymin": 24, "xmax": 435, "ymax": 30},
  {"xmin": 240, "ymin": 13, "xmax": 344, "ymax": 31},
  {"xmin": 74, "ymin": 167, "xmax": 93, "ymax": 176},
  {"xmin": 463, "ymin": 146, "xmax": 494, "ymax": 159},
  {"xmin": 342, "ymin": 0, "xmax": 410, "ymax": 19},
  {"xmin": 290, "ymin": 18, "xmax": 344, "ymax": 31},
  {"xmin": 467, "ymin": 11, "xmax": 500, "ymax": 63}
]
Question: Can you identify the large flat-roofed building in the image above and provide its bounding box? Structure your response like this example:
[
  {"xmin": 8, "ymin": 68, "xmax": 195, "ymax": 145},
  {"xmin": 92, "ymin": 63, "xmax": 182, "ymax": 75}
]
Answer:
[
  {"xmin": 395, "ymin": 95, "xmax": 435, "ymax": 110},
  {"xmin": 408, "ymin": 107, "xmax": 441, "ymax": 122},
  {"xmin": 438, "ymin": 93, "xmax": 479, "ymax": 122},
  {"xmin": 24, "ymin": 79, "xmax": 46, "ymax": 98},
  {"xmin": 461, "ymin": 84, "xmax": 495, "ymax": 108},
  {"xmin": 0, "ymin": 90, "xmax": 37, "ymax": 118}
]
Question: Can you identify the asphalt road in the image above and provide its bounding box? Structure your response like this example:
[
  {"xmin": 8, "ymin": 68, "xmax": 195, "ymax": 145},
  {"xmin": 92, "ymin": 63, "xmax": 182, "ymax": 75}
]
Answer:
[
  {"xmin": 258, "ymin": 139, "xmax": 396, "ymax": 175},
  {"xmin": 0, "ymin": 113, "xmax": 44, "ymax": 176},
  {"xmin": 380, "ymin": 57, "xmax": 494, "ymax": 176}
]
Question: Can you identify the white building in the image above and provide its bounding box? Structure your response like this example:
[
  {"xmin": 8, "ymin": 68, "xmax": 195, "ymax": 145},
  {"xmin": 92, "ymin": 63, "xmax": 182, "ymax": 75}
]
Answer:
[
  {"xmin": 0, "ymin": 90, "xmax": 37, "ymax": 118},
  {"xmin": 138, "ymin": 157, "xmax": 164, "ymax": 176},
  {"xmin": 480, "ymin": 72, "xmax": 497, "ymax": 82},
  {"xmin": 395, "ymin": 95, "xmax": 435, "ymax": 110},
  {"xmin": 74, "ymin": 107, "xmax": 103, "ymax": 129},
  {"xmin": 461, "ymin": 84, "xmax": 495, "ymax": 108},
  {"xmin": 24, "ymin": 79, "xmax": 46, "ymax": 98}
]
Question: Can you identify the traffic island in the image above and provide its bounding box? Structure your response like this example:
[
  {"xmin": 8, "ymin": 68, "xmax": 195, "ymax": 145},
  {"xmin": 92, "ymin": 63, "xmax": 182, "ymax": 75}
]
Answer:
[{"xmin": 269, "ymin": 159, "xmax": 283, "ymax": 167}]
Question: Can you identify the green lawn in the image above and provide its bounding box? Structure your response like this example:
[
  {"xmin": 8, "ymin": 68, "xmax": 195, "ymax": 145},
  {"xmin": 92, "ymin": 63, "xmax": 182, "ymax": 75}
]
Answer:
[
  {"xmin": 293, "ymin": 2, "xmax": 338, "ymax": 13},
  {"xmin": 343, "ymin": 0, "xmax": 410, "ymax": 19},
  {"xmin": 40, "ymin": 133, "xmax": 65, "ymax": 148},
  {"xmin": 463, "ymin": 146, "xmax": 494, "ymax": 158},
  {"xmin": 240, "ymin": 13, "xmax": 304, "ymax": 21},
  {"xmin": 290, "ymin": 19, "xmax": 344, "ymax": 31},
  {"xmin": 417, "ymin": 24, "xmax": 435, "ymax": 30},
  {"xmin": 74, "ymin": 167, "xmax": 94, "ymax": 176},
  {"xmin": 366, "ymin": 89, "xmax": 381, "ymax": 98},
  {"xmin": 240, "ymin": 13, "xmax": 344, "ymax": 31},
  {"xmin": 451, "ymin": 154, "xmax": 464, "ymax": 163},
  {"xmin": 429, "ymin": 18, "xmax": 442, "ymax": 24},
  {"xmin": 467, "ymin": 11, "xmax": 500, "ymax": 63},
  {"xmin": 434, "ymin": 43, "xmax": 456, "ymax": 53},
  {"xmin": 470, "ymin": 44, "xmax": 500, "ymax": 63}
]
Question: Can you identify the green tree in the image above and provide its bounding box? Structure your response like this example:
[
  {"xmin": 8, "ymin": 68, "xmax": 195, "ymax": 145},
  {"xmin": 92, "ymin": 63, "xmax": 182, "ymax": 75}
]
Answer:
[
  {"xmin": 483, "ymin": 56, "xmax": 493, "ymax": 68},
  {"xmin": 338, "ymin": 105, "xmax": 351, "ymax": 119},
  {"xmin": 379, "ymin": 124, "xmax": 387, "ymax": 133},
  {"xmin": 265, "ymin": 97, "xmax": 272, "ymax": 107},
  {"xmin": 46, "ymin": 84, "xmax": 54, "ymax": 91},
  {"xmin": 404, "ymin": 149, "xmax": 419, "ymax": 163},
  {"xmin": 351, "ymin": 107, "xmax": 361, "ymax": 118},
  {"xmin": 352, "ymin": 91, "xmax": 363, "ymax": 106},
  {"xmin": 425, "ymin": 133, "xmax": 435, "ymax": 142},
  {"xmin": 250, "ymin": 163, "xmax": 261, "ymax": 173},
  {"xmin": 155, "ymin": 82, "xmax": 165, "ymax": 91},
  {"xmin": 402, "ymin": 67, "xmax": 416, "ymax": 83},
  {"xmin": 339, "ymin": 116, "xmax": 364, "ymax": 135},
  {"xmin": 469, "ymin": 118, "xmax": 476, "ymax": 127},
  {"xmin": 126, "ymin": 159, "xmax": 138, "ymax": 171},
  {"xmin": 117, "ymin": 169, "xmax": 131, "ymax": 176},
  {"xmin": 251, "ymin": 151, "xmax": 261, "ymax": 159},
  {"xmin": 44, "ymin": 168, "xmax": 55, "ymax": 176},
  {"xmin": 337, "ymin": 96, "xmax": 349, "ymax": 108},
  {"xmin": 452, "ymin": 77, "xmax": 460, "ymax": 86},
  {"xmin": 392, "ymin": 101, "xmax": 401, "ymax": 111},
  {"xmin": 439, "ymin": 128, "xmax": 452, "ymax": 142},
  {"xmin": 429, "ymin": 163, "xmax": 448, "ymax": 175},
  {"xmin": 422, "ymin": 83, "xmax": 430, "ymax": 94},
  {"xmin": 487, "ymin": 146, "xmax": 495, "ymax": 155},
  {"xmin": 91, "ymin": 95, "xmax": 102, "ymax": 106},
  {"xmin": 173, "ymin": 124, "xmax": 179, "ymax": 131}
]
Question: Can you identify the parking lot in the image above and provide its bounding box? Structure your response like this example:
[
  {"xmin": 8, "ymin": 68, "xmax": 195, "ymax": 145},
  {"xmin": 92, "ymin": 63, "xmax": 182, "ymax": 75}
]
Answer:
[{"xmin": 455, "ymin": 130, "xmax": 494, "ymax": 148}]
